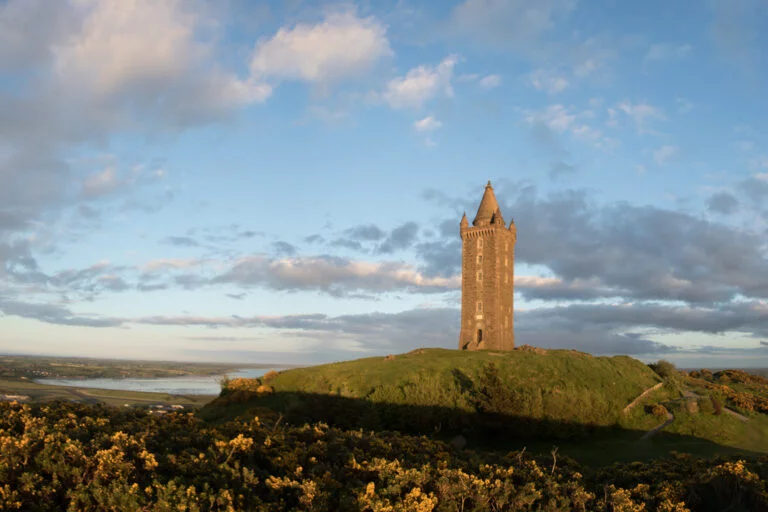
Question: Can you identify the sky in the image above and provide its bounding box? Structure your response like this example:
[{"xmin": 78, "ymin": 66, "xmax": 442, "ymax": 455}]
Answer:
[{"xmin": 1, "ymin": 0, "xmax": 768, "ymax": 367}]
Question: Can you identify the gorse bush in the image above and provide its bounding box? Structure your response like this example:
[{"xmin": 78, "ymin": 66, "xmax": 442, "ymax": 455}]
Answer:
[{"xmin": 2, "ymin": 401, "xmax": 768, "ymax": 511}]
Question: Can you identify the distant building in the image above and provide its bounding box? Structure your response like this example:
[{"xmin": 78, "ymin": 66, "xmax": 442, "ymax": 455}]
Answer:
[{"xmin": 459, "ymin": 181, "xmax": 516, "ymax": 351}]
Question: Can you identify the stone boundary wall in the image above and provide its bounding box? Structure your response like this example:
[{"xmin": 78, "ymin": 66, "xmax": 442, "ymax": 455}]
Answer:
[{"xmin": 622, "ymin": 382, "xmax": 664, "ymax": 415}]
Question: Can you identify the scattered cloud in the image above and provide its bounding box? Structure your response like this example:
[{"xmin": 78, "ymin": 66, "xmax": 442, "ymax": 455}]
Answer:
[
  {"xmin": 344, "ymin": 224, "xmax": 386, "ymax": 242},
  {"xmin": 478, "ymin": 74, "xmax": 502, "ymax": 89},
  {"xmin": 413, "ymin": 116, "xmax": 443, "ymax": 132},
  {"xmin": 382, "ymin": 54, "xmax": 459, "ymax": 109},
  {"xmin": 377, "ymin": 222, "xmax": 419, "ymax": 254},
  {"xmin": 422, "ymin": 183, "xmax": 768, "ymax": 306},
  {"xmin": 528, "ymin": 69, "xmax": 569, "ymax": 94},
  {"xmin": 707, "ymin": 191, "xmax": 739, "ymax": 215},
  {"xmin": 215, "ymin": 255, "xmax": 459, "ymax": 297},
  {"xmin": 654, "ymin": 145, "xmax": 680, "ymax": 166},
  {"xmin": 272, "ymin": 241, "xmax": 298, "ymax": 256},
  {"xmin": 250, "ymin": 9, "xmax": 392, "ymax": 87},
  {"xmin": 617, "ymin": 101, "xmax": 666, "ymax": 134}
]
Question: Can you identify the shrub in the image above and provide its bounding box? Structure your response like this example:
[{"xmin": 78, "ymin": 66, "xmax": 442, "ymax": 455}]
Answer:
[
  {"xmin": 474, "ymin": 362, "xmax": 519, "ymax": 415},
  {"xmin": 649, "ymin": 360, "xmax": 678, "ymax": 380},
  {"xmin": 651, "ymin": 404, "xmax": 669, "ymax": 418},
  {"xmin": 256, "ymin": 384, "xmax": 274, "ymax": 395},
  {"xmin": 712, "ymin": 397, "xmax": 723, "ymax": 416},
  {"xmin": 225, "ymin": 378, "xmax": 263, "ymax": 393},
  {"xmin": 697, "ymin": 396, "xmax": 715, "ymax": 415},
  {"xmin": 263, "ymin": 370, "xmax": 280, "ymax": 381}
]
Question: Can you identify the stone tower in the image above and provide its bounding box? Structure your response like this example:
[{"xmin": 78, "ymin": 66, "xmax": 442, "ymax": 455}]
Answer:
[{"xmin": 459, "ymin": 181, "xmax": 516, "ymax": 351}]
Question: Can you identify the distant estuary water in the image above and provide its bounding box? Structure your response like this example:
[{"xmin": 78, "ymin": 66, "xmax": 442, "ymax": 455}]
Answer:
[{"xmin": 35, "ymin": 367, "xmax": 286, "ymax": 396}]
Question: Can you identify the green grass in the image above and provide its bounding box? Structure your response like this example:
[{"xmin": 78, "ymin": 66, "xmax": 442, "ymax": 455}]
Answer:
[
  {"xmin": 211, "ymin": 348, "xmax": 661, "ymax": 427},
  {"xmin": 204, "ymin": 349, "xmax": 768, "ymax": 466}
]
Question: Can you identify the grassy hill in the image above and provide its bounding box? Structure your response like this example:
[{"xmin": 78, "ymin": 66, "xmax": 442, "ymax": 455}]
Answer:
[
  {"xmin": 200, "ymin": 348, "xmax": 768, "ymax": 465},
  {"xmin": 204, "ymin": 348, "xmax": 662, "ymax": 439}
]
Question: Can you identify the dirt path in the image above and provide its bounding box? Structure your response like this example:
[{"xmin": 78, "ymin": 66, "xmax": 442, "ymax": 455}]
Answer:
[
  {"xmin": 722, "ymin": 407, "xmax": 750, "ymax": 422},
  {"xmin": 623, "ymin": 382, "xmax": 664, "ymax": 414},
  {"xmin": 683, "ymin": 390, "xmax": 749, "ymax": 422},
  {"xmin": 641, "ymin": 411, "xmax": 675, "ymax": 440}
]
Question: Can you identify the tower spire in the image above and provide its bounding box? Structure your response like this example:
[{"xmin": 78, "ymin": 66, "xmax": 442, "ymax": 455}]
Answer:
[{"xmin": 472, "ymin": 181, "xmax": 501, "ymax": 226}]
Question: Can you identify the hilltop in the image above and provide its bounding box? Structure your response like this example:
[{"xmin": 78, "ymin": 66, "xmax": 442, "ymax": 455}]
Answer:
[
  {"xmin": 203, "ymin": 348, "xmax": 768, "ymax": 464},
  {"xmin": 204, "ymin": 347, "xmax": 661, "ymax": 438}
]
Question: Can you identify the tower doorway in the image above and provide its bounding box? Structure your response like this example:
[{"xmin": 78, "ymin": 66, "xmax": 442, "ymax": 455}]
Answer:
[{"xmin": 477, "ymin": 329, "xmax": 483, "ymax": 343}]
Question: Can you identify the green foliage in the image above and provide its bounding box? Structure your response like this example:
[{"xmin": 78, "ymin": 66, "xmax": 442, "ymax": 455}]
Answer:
[{"xmin": 475, "ymin": 363, "xmax": 520, "ymax": 415}]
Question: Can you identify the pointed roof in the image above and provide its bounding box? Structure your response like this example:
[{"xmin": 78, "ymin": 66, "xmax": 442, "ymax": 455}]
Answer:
[{"xmin": 472, "ymin": 181, "xmax": 501, "ymax": 226}]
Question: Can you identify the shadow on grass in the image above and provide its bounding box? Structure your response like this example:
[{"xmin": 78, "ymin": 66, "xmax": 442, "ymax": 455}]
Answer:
[{"xmin": 201, "ymin": 389, "xmax": 764, "ymax": 467}]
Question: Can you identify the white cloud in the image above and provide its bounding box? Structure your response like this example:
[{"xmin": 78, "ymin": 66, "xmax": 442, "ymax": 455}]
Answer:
[
  {"xmin": 383, "ymin": 55, "xmax": 459, "ymax": 109},
  {"xmin": 617, "ymin": 101, "xmax": 666, "ymax": 134},
  {"xmin": 522, "ymin": 104, "xmax": 618, "ymax": 151},
  {"xmin": 141, "ymin": 258, "xmax": 208, "ymax": 273},
  {"xmin": 478, "ymin": 74, "xmax": 502, "ymax": 89},
  {"xmin": 50, "ymin": 0, "xmax": 269, "ymax": 108},
  {"xmin": 413, "ymin": 116, "xmax": 442, "ymax": 132},
  {"xmin": 53, "ymin": 0, "xmax": 197, "ymax": 97},
  {"xmin": 523, "ymin": 104, "xmax": 575, "ymax": 133},
  {"xmin": 654, "ymin": 145, "xmax": 680, "ymax": 166},
  {"xmin": 250, "ymin": 9, "xmax": 392, "ymax": 86},
  {"xmin": 217, "ymin": 255, "xmax": 461, "ymax": 295},
  {"xmin": 528, "ymin": 69, "xmax": 569, "ymax": 94}
]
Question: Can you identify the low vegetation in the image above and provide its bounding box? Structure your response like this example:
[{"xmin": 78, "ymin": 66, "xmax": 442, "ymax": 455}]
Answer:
[
  {"xmin": 5, "ymin": 351, "xmax": 768, "ymax": 510},
  {"xmin": 3, "ymin": 400, "xmax": 768, "ymax": 511}
]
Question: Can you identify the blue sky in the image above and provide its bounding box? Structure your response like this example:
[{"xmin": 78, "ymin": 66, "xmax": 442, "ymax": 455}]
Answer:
[{"xmin": 1, "ymin": 0, "xmax": 768, "ymax": 367}]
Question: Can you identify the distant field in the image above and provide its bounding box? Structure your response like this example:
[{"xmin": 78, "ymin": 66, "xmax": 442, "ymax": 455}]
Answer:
[
  {"xmin": 0, "ymin": 353, "xmax": 286, "ymax": 381},
  {"xmin": 0, "ymin": 378, "xmax": 214, "ymax": 408}
]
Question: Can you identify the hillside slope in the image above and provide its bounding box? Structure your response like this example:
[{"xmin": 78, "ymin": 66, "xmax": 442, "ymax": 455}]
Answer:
[{"xmin": 205, "ymin": 348, "xmax": 662, "ymax": 438}]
